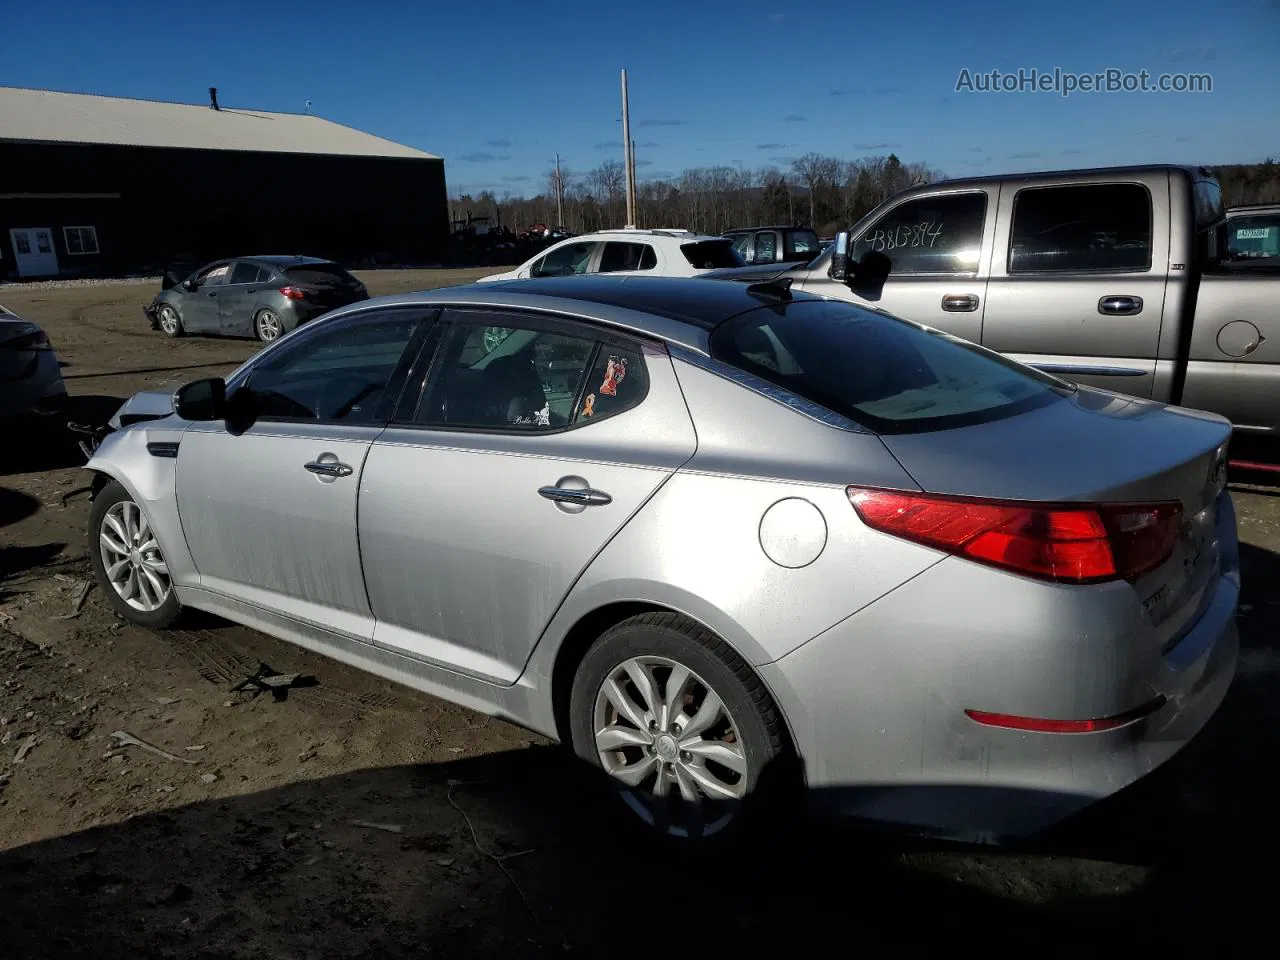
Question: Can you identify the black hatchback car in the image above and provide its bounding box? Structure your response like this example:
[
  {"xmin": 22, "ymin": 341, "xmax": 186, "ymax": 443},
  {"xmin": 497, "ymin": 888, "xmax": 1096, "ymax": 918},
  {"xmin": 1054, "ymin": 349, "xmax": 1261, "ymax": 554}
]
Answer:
[{"xmin": 145, "ymin": 256, "xmax": 369, "ymax": 342}]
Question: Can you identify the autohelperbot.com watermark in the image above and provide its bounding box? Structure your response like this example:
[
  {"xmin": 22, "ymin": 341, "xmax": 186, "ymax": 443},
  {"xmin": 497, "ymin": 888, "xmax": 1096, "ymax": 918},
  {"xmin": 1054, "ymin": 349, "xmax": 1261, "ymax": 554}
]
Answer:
[{"xmin": 955, "ymin": 67, "xmax": 1213, "ymax": 98}]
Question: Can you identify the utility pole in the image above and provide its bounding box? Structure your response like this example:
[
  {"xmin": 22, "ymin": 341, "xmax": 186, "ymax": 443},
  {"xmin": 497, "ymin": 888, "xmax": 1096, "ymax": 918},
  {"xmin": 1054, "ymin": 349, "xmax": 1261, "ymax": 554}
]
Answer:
[
  {"xmin": 621, "ymin": 69, "xmax": 636, "ymax": 228},
  {"xmin": 629, "ymin": 137, "xmax": 639, "ymax": 227},
  {"xmin": 554, "ymin": 153, "xmax": 564, "ymax": 228}
]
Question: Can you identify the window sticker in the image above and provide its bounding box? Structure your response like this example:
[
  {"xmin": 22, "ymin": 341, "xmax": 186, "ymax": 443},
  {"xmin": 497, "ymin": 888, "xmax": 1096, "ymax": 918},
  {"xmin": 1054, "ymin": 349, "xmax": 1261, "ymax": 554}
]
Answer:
[{"xmin": 599, "ymin": 356, "xmax": 627, "ymax": 397}]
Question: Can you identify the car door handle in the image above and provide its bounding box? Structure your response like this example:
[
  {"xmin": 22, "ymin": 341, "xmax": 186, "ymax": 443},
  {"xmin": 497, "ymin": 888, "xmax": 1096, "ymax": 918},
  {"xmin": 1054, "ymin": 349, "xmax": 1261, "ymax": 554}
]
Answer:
[
  {"xmin": 537, "ymin": 485, "xmax": 612, "ymax": 507},
  {"xmin": 1098, "ymin": 295, "xmax": 1143, "ymax": 316},
  {"xmin": 941, "ymin": 293, "xmax": 980, "ymax": 312},
  {"xmin": 304, "ymin": 460, "xmax": 354, "ymax": 478}
]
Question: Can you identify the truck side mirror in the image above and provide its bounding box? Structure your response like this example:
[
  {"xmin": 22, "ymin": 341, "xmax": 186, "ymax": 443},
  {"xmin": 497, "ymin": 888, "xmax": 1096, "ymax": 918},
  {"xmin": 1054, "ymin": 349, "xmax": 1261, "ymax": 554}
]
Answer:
[
  {"xmin": 851, "ymin": 250, "xmax": 891, "ymax": 288},
  {"xmin": 828, "ymin": 231, "xmax": 851, "ymax": 281}
]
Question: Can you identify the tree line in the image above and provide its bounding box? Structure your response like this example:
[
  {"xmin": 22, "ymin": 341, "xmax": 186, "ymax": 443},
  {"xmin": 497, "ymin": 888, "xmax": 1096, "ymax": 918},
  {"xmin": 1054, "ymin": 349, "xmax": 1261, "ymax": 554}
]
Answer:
[{"xmin": 450, "ymin": 156, "xmax": 1280, "ymax": 238}]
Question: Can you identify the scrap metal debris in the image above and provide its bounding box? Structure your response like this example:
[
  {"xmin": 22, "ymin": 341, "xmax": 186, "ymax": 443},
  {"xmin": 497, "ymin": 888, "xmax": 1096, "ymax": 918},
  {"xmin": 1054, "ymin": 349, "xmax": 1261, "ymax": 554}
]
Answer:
[
  {"xmin": 230, "ymin": 662, "xmax": 315, "ymax": 702},
  {"xmin": 54, "ymin": 580, "xmax": 93, "ymax": 620},
  {"xmin": 350, "ymin": 819, "xmax": 403, "ymax": 834},
  {"xmin": 109, "ymin": 730, "xmax": 197, "ymax": 764},
  {"xmin": 13, "ymin": 735, "xmax": 38, "ymax": 763},
  {"xmin": 153, "ymin": 697, "xmax": 182, "ymax": 706}
]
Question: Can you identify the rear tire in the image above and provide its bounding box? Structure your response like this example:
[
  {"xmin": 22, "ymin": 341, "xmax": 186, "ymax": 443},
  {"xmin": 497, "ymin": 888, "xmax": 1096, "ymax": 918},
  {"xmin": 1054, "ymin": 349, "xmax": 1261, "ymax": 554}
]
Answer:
[
  {"xmin": 569, "ymin": 612, "xmax": 792, "ymax": 842},
  {"xmin": 157, "ymin": 304, "xmax": 183, "ymax": 338},
  {"xmin": 89, "ymin": 480, "xmax": 182, "ymax": 629},
  {"xmin": 255, "ymin": 309, "xmax": 283, "ymax": 343}
]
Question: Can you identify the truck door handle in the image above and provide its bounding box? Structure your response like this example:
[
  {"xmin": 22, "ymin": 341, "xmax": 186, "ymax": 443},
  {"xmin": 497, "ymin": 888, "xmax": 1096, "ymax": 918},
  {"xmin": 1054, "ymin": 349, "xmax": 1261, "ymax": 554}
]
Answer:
[
  {"xmin": 941, "ymin": 294, "xmax": 979, "ymax": 312},
  {"xmin": 538, "ymin": 485, "xmax": 612, "ymax": 507},
  {"xmin": 1098, "ymin": 295, "xmax": 1143, "ymax": 316},
  {"xmin": 304, "ymin": 460, "xmax": 354, "ymax": 478}
]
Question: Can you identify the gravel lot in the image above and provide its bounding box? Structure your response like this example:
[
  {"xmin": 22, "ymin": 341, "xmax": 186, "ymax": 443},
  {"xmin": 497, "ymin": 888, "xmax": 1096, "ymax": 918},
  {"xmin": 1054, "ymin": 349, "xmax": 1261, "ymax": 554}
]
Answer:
[{"xmin": 1, "ymin": 270, "xmax": 1277, "ymax": 958}]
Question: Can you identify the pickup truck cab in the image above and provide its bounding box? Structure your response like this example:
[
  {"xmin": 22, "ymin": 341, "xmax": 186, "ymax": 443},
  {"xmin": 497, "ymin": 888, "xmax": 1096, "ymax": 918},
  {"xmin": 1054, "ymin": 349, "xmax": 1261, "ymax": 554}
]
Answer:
[
  {"xmin": 723, "ymin": 225, "xmax": 823, "ymax": 265},
  {"xmin": 706, "ymin": 165, "xmax": 1279, "ymax": 435}
]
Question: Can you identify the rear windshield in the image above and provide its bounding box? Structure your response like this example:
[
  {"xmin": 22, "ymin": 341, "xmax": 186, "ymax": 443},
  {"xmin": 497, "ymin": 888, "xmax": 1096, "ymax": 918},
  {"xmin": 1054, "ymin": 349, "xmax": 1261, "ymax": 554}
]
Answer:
[
  {"xmin": 709, "ymin": 299, "xmax": 1067, "ymax": 434},
  {"xmin": 285, "ymin": 263, "xmax": 359, "ymax": 286},
  {"xmin": 784, "ymin": 230, "xmax": 821, "ymax": 259},
  {"xmin": 681, "ymin": 239, "xmax": 744, "ymax": 270}
]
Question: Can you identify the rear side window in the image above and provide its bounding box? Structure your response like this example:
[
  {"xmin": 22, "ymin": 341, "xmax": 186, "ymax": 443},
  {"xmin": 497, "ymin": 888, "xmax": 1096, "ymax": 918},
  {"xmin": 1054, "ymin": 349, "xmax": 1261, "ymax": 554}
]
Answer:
[
  {"xmin": 1009, "ymin": 184, "xmax": 1152, "ymax": 274},
  {"xmin": 531, "ymin": 241, "xmax": 597, "ymax": 277},
  {"xmin": 851, "ymin": 192, "xmax": 987, "ymax": 275},
  {"xmin": 709, "ymin": 300, "xmax": 1065, "ymax": 434},
  {"xmin": 785, "ymin": 230, "xmax": 820, "ymax": 259},
  {"xmin": 598, "ymin": 242, "xmax": 657, "ymax": 272},
  {"xmin": 285, "ymin": 263, "xmax": 360, "ymax": 286},
  {"xmin": 417, "ymin": 316, "xmax": 648, "ymax": 431},
  {"xmin": 230, "ymin": 262, "xmax": 267, "ymax": 284},
  {"xmin": 680, "ymin": 239, "xmax": 744, "ymax": 269}
]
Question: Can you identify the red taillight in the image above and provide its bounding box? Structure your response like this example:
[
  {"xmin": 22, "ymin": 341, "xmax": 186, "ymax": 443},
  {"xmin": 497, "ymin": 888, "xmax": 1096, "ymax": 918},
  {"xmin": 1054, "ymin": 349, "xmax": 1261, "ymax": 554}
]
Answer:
[
  {"xmin": 278, "ymin": 285, "xmax": 307, "ymax": 301},
  {"xmin": 847, "ymin": 487, "xmax": 1181, "ymax": 584}
]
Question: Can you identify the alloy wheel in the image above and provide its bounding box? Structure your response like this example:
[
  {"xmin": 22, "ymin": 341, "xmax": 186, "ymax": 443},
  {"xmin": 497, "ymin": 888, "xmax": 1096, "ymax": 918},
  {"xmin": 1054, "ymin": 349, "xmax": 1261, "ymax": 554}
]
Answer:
[
  {"xmin": 257, "ymin": 311, "xmax": 282, "ymax": 342},
  {"xmin": 98, "ymin": 500, "xmax": 171, "ymax": 612},
  {"xmin": 158, "ymin": 305, "xmax": 179, "ymax": 335},
  {"xmin": 592, "ymin": 655, "xmax": 748, "ymax": 837}
]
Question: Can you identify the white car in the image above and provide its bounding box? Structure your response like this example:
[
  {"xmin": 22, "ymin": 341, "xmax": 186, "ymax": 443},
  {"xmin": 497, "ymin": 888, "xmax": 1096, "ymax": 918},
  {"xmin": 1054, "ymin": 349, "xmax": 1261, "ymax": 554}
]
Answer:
[{"xmin": 477, "ymin": 229, "xmax": 744, "ymax": 283}]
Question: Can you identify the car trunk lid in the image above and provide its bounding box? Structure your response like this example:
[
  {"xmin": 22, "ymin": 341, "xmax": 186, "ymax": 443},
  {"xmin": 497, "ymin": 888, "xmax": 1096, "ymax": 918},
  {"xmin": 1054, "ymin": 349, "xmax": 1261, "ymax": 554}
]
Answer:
[{"xmin": 878, "ymin": 386, "xmax": 1231, "ymax": 649}]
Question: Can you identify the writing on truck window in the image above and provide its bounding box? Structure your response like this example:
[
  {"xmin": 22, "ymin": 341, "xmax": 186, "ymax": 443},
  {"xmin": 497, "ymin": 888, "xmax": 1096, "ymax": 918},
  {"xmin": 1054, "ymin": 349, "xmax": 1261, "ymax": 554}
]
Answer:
[{"xmin": 862, "ymin": 220, "xmax": 946, "ymax": 252}]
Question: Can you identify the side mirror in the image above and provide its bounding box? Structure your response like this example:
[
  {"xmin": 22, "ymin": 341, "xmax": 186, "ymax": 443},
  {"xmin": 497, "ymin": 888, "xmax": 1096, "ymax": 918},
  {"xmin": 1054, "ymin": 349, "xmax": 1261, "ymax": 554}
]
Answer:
[
  {"xmin": 183, "ymin": 279, "xmax": 198, "ymax": 292},
  {"xmin": 172, "ymin": 377, "xmax": 226, "ymax": 421},
  {"xmin": 828, "ymin": 231, "xmax": 851, "ymax": 281},
  {"xmin": 850, "ymin": 249, "xmax": 891, "ymax": 289}
]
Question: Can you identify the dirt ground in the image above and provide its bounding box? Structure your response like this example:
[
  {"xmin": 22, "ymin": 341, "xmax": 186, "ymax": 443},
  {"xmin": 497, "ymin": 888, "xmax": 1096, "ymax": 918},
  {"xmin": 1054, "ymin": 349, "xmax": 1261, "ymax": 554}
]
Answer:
[{"xmin": 1, "ymin": 270, "xmax": 1278, "ymax": 958}]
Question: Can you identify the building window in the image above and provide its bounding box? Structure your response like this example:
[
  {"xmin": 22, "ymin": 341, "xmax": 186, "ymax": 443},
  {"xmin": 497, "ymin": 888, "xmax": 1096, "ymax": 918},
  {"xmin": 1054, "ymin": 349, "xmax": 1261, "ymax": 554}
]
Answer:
[{"xmin": 63, "ymin": 226, "xmax": 100, "ymax": 256}]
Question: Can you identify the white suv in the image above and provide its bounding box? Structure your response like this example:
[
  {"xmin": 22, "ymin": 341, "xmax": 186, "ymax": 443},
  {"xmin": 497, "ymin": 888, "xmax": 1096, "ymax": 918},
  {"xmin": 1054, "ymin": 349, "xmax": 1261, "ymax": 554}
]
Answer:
[{"xmin": 476, "ymin": 229, "xmax": 744, "ymax": 283}]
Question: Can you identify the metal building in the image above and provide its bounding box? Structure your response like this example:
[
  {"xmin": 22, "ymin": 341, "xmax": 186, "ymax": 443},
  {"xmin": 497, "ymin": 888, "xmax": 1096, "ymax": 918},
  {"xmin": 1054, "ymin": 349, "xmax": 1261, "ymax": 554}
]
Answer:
[{"xmin": 0, "ymin": 86, "xmax": 448, "ymax": 279}]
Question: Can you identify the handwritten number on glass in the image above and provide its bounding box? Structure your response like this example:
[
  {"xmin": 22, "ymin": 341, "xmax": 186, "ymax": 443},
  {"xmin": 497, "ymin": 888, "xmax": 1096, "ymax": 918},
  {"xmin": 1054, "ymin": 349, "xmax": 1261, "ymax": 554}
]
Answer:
[{"xmin": 862, "ymin": 220, "xmax": 946, "ymax": 253}]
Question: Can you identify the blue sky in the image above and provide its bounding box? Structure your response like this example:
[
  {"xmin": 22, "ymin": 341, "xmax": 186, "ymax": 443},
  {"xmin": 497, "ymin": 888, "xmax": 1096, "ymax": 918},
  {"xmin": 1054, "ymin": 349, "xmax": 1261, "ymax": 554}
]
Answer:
[{"xmin": 3, "ymin": 0, "xmax": 1277, "ymax": 196}]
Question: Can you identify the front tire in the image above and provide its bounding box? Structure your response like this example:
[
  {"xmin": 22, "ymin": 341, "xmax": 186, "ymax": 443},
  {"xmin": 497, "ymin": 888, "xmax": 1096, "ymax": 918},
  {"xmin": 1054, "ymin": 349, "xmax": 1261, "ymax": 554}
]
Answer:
[
  {"xmin": 255, "ymin": 309, "xmax": 283, "ymax": 343},
  {"xmin": 569, "ymin": 612, "xmax": 790, "ymax": 840},
  {"xmin": 157, "ymin": 304, "xmax": 183, "ymax": 338},
  {"xmin": 89, "ymin": 480, "xmax": 182, "ymax": 629}
]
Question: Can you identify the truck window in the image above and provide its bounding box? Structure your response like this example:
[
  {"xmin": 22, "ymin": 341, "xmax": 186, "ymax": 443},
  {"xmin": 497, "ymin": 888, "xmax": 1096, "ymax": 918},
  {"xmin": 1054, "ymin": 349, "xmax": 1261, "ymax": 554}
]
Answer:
[
  {"xmin": 754, "ymin": 231, "xmax": 778, "ymax": 262},
  {"xmin": 1009, "ymin": 183, "xmax": 1152, "ymax": 274},
  {"xmin": 850, "ymin": 192, "xmax": 987, "ymax": 275},
  {"xmin": 1224, "ymin": 214, "xmax": 1280, "ymax": 263}
]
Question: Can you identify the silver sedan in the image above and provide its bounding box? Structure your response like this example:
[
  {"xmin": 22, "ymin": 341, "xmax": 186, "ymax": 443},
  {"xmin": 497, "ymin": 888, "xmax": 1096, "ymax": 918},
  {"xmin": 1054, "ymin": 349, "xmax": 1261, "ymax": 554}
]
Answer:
[{"xmin": 85, "ymin": 276, "xmax": 1240, "ymax": 842}]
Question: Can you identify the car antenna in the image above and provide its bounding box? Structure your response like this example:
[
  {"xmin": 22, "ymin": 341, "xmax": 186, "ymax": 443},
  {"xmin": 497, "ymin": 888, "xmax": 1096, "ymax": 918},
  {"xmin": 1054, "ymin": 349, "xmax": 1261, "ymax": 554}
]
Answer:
[{"xmin": 745, "ymin": 277, "xmax": 793, "ymax": 300}]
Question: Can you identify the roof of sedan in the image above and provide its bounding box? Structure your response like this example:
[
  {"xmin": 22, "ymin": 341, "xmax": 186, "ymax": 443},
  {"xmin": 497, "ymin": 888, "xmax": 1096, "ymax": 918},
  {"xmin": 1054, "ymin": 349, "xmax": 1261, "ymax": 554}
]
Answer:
[
  {"xmin": 242, "ymin": 255, "xmax": 336, "ymax": 266},
  {"xmin": 459, "ymin": 275, "xmax": 821, "ymax": 330}
]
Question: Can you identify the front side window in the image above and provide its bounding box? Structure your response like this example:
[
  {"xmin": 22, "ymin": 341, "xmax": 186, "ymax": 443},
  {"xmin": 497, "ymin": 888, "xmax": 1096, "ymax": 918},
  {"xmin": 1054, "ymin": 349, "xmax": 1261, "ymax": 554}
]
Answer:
[
  {"xmin": 753, "ymin": 231, "xmax": 778, "ymax": 262},
  {"xmin": 418, "ymin": 315, "xmax": 648, "ymax": 431},
  {"xmin": 598, "ymin": 242, "xmax": 657, "ymax": 272},
  {"xmin": 196, "ymin": 263, "xmax": 231, "ymax": 287},
  {"xmin": 1223, "ymin": 214, "xmax": 1280, "ymax": 263},
  {"xmin": 530, "ymin": 242, "xmax": 597, "ymax": 277},
  {"xmin": 243, "ymin": 311, "xmax": 425, "ymax": 423},
  {"xmin": 851, "ymin": 192, "xmax": 987, "ymax": 276},
  {"xmin": 1009, "ymin": 183, "xmax": 1152, "ymax": 274},
  {"xmin": 64, "ymin": 226, "xmax": 100, "ymax": 255},
  {"xmin": 710, "ymin": 299, "xmax": 1066, "ymax": 434}
]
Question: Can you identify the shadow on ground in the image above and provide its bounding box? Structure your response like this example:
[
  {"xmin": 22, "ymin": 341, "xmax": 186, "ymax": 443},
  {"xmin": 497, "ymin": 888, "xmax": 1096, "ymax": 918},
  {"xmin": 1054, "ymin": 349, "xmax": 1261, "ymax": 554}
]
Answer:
[{"xmin": 2, "ymin": 395, "xmax": 124, "ymax": 478}]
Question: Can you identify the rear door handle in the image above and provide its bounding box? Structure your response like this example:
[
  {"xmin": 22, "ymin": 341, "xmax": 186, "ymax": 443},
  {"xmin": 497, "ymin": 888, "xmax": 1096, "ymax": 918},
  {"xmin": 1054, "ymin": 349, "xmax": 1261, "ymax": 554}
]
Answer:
[
  {"xmin": 941, "ymin": 293, "xmax": 979, "ymax": 312},
  {"xmin": 538, "ymin": 485, "xmax": 612, "ymax": 507},
  {"xmin": 304, "ymin": 459, "xmax": 354, "ymax": 478},
  {"xmin": 1098, "ymin": 295, "xmax": 1143, "ymax": 316}
]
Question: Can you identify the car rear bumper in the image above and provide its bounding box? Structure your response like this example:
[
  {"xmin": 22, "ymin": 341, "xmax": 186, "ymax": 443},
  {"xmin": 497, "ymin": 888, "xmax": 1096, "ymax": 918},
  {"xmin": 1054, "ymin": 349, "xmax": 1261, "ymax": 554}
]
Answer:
[
  {"xmin": 1, "ymin": 351, "xmax": 67, "ymax": 419},
  {"xmin": 761, "ymin": 520, "xmax": 1241, "ymax": 842}
]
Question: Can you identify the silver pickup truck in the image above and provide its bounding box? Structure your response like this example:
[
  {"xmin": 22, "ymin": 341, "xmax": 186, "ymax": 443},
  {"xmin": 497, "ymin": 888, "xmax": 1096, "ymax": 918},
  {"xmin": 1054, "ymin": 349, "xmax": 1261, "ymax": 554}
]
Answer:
[{"xmin": 707, "ymin": 164, "xmax": 1279, "ymax": 436}]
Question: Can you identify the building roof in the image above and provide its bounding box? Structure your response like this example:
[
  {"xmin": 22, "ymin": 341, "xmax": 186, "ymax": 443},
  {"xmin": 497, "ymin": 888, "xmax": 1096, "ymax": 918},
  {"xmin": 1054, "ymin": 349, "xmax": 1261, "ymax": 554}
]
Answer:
[{"xmin": 0, "ymin": 87, "xmax": 438, "ymax": 160}]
